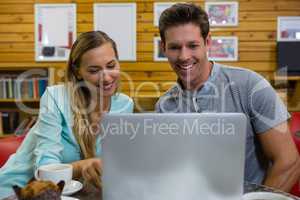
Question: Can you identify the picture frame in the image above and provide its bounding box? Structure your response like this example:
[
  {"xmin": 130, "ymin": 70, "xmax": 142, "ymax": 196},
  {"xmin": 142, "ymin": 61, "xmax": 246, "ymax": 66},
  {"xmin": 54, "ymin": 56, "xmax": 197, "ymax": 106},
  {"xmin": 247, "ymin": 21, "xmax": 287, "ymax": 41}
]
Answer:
[
  {"xmin": 208, "ymin": 36, "xmax": 238, "ymax": 61},
  {"xmin": 205, "ymin": 1, "xmax": 238, "ymax": 27},
  {"xmin": 153, "ymin": 37, "xmax": 167, "ymax": 61},
  {"xmin": 94, "ymin": 3, "xmax": 136, "ymax": 61},
  {"xmin": 153, "ymin": 2, "xmax": 177, "ymax": 27},
  {"xmin": 34, "ymin": 4, "xmax": 76, "ymax": 62},
  {"xmin": 277, "ymin": 16, "xmax": 300, "ymax": 41}
]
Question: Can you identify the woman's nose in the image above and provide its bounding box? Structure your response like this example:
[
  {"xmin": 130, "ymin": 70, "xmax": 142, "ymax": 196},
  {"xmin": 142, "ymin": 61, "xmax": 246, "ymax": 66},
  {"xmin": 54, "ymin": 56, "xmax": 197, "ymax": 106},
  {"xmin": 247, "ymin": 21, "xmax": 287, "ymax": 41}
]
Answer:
[{"xmin": 101, "ymin": 71, "xmax": 113, "ymax": 82}]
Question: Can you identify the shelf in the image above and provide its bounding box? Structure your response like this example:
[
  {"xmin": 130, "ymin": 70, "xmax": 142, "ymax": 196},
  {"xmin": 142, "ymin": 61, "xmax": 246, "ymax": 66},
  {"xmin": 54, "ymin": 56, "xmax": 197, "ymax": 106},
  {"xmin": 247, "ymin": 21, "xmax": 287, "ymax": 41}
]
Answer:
[
  {"xmin": 0, "ymin": 134, "xmax": 14, "ymax": 138},
  {"xmin": 0, "ymin": 99, "xmax": 40, "ymax": 103},
  {"xmin": 0, "ymin": 63, "xmax": 62, "ymax": 69},
  {"xmin": 274, "ymin": 76, "xmax": 300, "ymax": 81}
]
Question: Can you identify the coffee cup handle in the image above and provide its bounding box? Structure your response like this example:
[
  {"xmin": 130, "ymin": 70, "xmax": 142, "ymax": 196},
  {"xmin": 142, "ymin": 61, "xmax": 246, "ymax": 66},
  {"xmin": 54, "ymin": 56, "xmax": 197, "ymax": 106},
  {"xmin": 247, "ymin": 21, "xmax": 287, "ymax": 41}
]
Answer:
[{"xmin": 34, "ymin": 168, "xmax": 41, "ymax": 180}]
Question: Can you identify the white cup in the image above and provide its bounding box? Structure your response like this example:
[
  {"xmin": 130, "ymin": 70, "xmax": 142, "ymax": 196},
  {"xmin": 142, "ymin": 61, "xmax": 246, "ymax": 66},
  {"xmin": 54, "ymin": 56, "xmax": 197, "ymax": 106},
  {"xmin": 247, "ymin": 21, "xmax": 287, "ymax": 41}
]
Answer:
[
  {"xmin": 35, "ymin": 163, "xmax": 73, "ymax": 185},
  {"xmin": 242, "ymin": 192, "xmax": 294, "ymax": 200}
]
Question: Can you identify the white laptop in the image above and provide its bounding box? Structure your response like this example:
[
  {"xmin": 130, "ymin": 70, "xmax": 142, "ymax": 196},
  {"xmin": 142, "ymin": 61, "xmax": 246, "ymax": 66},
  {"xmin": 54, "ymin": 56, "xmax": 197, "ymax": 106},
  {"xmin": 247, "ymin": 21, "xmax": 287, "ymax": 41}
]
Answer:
[{"xmin": 100, "ymin": 113, "xmax": 247, "ymax": 200}]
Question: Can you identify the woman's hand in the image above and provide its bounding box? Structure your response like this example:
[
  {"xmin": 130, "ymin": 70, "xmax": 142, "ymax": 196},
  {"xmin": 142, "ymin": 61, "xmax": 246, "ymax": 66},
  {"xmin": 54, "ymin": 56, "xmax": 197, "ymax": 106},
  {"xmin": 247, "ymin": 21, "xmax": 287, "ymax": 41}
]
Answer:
[{"xmin": 72, "ymin": 158, "xmax": 102, "ymax": 188}]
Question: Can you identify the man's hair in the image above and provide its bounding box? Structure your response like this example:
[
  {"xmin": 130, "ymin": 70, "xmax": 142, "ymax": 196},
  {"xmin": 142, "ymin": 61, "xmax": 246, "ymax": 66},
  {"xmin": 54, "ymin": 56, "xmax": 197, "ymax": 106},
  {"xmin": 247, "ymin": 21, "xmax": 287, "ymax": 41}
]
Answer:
[{"xmin": 159, "ymin": 3, "xmax": 210, "ymax": 43}]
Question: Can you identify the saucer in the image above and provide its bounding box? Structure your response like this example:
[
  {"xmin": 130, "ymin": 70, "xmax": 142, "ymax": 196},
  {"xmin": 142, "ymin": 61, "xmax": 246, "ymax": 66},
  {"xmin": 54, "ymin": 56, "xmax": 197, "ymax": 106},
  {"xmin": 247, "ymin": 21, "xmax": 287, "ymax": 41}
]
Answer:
[
  {"xmin": 242, "ymin": 192, "xmax": 293, "ymax": 200},
  {"xmin": 62, "ymin": 180, "xmax": 83, "ymax": 196},
  {"xmin": 61, "ymin": 196, "xmax": 79, "ymax": 200}
]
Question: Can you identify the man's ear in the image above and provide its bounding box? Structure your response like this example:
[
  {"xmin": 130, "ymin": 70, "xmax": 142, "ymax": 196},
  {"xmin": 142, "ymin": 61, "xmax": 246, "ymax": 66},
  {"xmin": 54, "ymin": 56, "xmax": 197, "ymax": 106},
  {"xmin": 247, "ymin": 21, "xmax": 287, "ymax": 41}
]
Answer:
[
  {"xmin": 205, "ymin": 32, "xmax": 212, "ymax": 48},
  {"xmin": 160, "ymin": 40, "xmax": 166, "ymax": 54}
]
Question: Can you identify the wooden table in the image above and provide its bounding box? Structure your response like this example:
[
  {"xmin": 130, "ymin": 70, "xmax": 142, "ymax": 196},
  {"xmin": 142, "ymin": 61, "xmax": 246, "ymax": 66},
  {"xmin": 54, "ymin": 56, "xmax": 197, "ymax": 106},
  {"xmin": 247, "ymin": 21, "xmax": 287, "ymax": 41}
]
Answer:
[
  {"xmin": 69, "ymin": 182, "xmax": 300, "ymax": 200},
  {"xmin": 71, "ymin": 186, "xmax": 101, "ymax": 200},
  {"xmin": 4, "ymin": 182, "xmax": 300, "ymax": 200}
]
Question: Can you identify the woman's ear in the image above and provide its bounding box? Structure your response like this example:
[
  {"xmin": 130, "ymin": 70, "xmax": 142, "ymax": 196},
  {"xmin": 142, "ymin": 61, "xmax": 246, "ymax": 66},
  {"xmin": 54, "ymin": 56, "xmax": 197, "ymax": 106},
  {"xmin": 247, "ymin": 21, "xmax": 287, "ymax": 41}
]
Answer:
[{"xmin": 73, "ymin": 65, "xmax": 82, "ymax": 80}]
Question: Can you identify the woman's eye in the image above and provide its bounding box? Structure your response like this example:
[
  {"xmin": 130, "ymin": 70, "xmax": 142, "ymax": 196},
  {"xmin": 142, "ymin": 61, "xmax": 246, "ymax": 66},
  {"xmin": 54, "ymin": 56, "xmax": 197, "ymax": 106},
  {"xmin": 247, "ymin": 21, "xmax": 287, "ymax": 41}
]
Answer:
[
  {"xmin": 107, "ymin": 65, "xmax": 115, "ymax": 69},
  {"xmin": 88, "ymin": 69, "xmax": 100, "ymax": 74}
]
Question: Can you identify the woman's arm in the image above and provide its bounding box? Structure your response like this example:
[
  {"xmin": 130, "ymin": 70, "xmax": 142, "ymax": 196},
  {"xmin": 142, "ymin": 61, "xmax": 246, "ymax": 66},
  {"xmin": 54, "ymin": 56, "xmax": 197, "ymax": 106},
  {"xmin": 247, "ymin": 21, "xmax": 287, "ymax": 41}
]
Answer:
[{"xmin": 33, "ymin": 88, "xmax": 64, "ymax": 169}]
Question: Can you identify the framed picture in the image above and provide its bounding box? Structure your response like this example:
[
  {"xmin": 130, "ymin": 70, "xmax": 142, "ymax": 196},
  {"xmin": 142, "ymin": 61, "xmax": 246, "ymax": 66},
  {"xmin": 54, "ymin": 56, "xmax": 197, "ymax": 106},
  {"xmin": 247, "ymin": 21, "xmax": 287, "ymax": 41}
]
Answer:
[
  {"xmin": 208, "ymin": 36, "xmax": 238, "ymax": 61},
  {"xmin": 205, "ymin": 1, "xmax": 238, "ymax": 27},
  {"xmin": 94, "ymin": 3, "xmax": 136, "ymax": 61},
  {"xmin": 153, "ymin": 37, "xmax": 167, "ymax": 61},
  {"xmin": 153, "ymin": 2, "xmax": 176, "ymax": 27},
  {"xmin": 277, "ymin": 16, "xmax": 300, "ymax": 41},
  {"xmin": 35, "ymin": 4, "xmax": 76, "ymax": 61}
]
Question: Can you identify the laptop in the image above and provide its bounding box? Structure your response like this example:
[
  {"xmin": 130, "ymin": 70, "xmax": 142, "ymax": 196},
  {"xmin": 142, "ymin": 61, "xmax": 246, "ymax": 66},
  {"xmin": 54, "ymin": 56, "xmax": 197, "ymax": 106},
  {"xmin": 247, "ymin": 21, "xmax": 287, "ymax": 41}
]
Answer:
[{"xmin": 100, "ymin": 113, "xmax": 247, "ymax": 200}]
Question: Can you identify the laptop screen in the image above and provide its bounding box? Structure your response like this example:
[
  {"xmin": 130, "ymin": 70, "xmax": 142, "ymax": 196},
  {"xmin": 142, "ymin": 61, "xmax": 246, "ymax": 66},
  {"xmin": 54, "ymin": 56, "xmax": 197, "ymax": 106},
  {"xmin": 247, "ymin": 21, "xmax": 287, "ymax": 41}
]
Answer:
[{"xmin": 101, "ymin": 113, "xmax": 246, "ymax": 200}]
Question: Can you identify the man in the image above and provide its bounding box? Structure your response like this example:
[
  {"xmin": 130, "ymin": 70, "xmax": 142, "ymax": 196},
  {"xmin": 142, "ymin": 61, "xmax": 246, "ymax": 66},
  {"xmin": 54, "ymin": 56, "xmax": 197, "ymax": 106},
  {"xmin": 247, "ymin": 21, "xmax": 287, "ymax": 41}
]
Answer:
[{"xmin": 155, "ymin": 3, "xmax": 300, "ymax": 192}]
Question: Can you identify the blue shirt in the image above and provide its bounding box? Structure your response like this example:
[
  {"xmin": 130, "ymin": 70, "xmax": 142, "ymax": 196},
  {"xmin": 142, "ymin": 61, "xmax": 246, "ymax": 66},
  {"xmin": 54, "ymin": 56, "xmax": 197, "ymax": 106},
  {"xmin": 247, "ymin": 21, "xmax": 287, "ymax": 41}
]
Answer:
[{"xmin": 0, "ymin": 85, "xmax": 134, "ymax": 198}]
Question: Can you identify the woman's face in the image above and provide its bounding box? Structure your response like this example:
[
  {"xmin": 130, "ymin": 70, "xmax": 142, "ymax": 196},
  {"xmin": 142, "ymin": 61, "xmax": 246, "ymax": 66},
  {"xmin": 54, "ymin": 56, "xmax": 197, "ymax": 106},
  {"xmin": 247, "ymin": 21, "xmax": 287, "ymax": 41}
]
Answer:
[{"xmin": 77, "ymin": 43, "xmax": 120, "ymax": 97}]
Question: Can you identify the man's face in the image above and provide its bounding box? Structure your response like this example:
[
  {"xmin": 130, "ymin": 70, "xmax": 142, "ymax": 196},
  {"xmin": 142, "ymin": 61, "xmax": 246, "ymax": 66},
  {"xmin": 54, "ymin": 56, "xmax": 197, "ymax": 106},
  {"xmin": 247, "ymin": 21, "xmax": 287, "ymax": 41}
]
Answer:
[{"xmin": 162, "ymin": 23, "xmax": 211, "ymax": 90}]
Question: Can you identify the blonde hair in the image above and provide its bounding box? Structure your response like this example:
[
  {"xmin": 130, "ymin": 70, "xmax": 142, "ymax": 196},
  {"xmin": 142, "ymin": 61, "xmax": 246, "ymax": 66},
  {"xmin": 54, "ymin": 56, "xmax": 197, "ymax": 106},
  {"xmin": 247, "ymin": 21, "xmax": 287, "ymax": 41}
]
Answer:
[{"xmin": 65, "ymin": 31, "xmax": 118, "ymax": 159}]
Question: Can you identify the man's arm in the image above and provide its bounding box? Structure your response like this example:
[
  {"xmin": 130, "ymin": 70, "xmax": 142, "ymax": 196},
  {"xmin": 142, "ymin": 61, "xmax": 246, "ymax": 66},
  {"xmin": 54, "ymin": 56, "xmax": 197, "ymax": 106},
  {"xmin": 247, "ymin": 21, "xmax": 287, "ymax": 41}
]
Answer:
[{"xmin": 258, "ymin": 121, "xmax": 300, "ymax": 192}]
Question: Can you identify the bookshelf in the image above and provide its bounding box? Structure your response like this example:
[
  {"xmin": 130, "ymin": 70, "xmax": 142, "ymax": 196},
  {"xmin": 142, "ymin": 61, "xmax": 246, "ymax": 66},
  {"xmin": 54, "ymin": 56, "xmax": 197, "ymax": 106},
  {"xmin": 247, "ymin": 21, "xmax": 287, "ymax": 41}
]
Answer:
[
  {"xmin": 0, "ymin": 99, "xmax": 40, "ymax": 103},
  {"xmin": 0, "ymin": 66, "xmax": 56, "ymax": 137}
]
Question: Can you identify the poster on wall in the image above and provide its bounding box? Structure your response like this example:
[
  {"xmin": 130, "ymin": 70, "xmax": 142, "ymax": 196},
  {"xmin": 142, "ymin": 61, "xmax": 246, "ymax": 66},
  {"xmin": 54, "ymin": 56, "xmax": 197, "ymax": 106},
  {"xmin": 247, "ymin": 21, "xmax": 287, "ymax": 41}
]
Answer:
[
  {"xmin": 153, "ymin": 2, "xmax": 177, "ymax": 27},
  {"xmin": 94, "ymin": 3, "xmax": 136, "ymax": 61},
  {"xmin": 205, "ymin": 1, "xmax": 238, "ymax": 27},
  {"xmin": 208, "ymin": 36, "xmax": 238, "ymax": 61},
  {"xmin": 153, "ymin": 37, "xmax": 167, "ymax": 61},
  {"xmin": 277, "ymin": 16, "xmax": 300, "ymax": 41},
  {"xmin": 35, "ymin": 4, "xmax": 76, "ymax": 61}
]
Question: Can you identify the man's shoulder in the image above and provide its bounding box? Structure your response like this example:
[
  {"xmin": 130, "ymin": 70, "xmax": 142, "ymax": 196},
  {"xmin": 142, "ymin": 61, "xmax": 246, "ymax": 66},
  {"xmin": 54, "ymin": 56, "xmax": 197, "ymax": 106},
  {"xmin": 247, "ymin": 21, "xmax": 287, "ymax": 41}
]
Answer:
[
  {"xmin": 218, "ymin": 63, "xmax": 254, "ymax": 76},
  {"xmin": 216, "ymin": 63, "xmax": 264, "ymax": 84}
]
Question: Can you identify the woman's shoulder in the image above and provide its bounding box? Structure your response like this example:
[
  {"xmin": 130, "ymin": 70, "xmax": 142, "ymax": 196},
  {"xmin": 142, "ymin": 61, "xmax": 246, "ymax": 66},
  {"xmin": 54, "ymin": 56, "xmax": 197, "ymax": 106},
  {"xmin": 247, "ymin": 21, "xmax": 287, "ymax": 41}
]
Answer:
[
  {"xmin": 45, "ymin": 84, "xmax": 67, "ymax": 94},
  {"xmin": 111, "ymin": 93, "xmax": 134, "ymax": 113},
  {"xmin": 42, "ymin": 84, "xmax": 68, "ymax": 102}
]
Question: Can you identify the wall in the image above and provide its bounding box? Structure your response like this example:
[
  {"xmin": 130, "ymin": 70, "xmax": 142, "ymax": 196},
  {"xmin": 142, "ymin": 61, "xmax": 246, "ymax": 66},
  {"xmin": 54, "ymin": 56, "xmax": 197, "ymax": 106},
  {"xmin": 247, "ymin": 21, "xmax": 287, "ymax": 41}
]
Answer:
[{"xmin": 0, "ymin": 0, "xmax": 300, "ymax": 111}]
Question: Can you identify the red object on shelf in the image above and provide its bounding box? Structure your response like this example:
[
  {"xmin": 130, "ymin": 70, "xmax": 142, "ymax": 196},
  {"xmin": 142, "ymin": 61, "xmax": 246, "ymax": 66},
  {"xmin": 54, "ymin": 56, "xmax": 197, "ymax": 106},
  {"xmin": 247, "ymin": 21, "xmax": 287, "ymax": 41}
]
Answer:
[
  {"xmin": 289, "ymin": 112, "xmax": 300, "ymax": 196},
  {"xmin": 0, "ymin": 134, "xmax": 25, "ymax": 167},
  {"xmin": 291, "ymin": 112, "xmax": 300, "ymax": 152}
]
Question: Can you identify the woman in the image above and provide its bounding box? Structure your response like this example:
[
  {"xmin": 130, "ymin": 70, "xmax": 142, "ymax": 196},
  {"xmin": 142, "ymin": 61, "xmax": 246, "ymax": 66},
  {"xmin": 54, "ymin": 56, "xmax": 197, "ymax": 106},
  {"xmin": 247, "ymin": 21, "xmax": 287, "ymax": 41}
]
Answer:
[{"xmin": 0, "ymin": 31, "xmax": 134, "ymax": 198}]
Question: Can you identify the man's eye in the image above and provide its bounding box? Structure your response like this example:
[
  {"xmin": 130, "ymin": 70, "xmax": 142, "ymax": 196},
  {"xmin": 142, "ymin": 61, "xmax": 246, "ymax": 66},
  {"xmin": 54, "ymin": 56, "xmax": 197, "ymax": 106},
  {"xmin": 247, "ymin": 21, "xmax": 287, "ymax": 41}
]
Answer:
[
  {"xmin": 168, "ymin": 46, "xmax": 179, "ymax": 50},
  {"xmin": 189, "ymin": 44, "xmax": 199, "ymax": 49}
]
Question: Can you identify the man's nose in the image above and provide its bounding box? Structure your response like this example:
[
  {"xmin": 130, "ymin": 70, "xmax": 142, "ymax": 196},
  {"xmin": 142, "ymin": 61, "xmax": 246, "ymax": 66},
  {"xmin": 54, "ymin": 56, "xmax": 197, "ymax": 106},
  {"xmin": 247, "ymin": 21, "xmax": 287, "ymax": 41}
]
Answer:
[{"xmin": 178, "ymin": 47, "xmax": 190, "ymax": 61}]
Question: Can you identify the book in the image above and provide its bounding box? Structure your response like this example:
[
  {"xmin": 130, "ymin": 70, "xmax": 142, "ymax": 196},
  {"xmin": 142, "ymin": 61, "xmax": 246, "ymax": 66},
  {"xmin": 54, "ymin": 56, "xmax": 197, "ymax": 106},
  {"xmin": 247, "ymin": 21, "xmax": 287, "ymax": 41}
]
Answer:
[
  {"xmin": 38, "ymin": 78, "xmax": 48, "ymax": 97},
  {"xmin": 0, "ymin": 112, "xmax": 3, "ymax": 135},
  {"xmin": 0, "ymin": 79, "xmax": 3, "ymax": 99},
  {"xmin": 2, "ymin": 112, "xmax": 10, "ymax": 134},
  {"xmin": 0, "ymin": 111, "xmax": 20, "ymax": 134},
  {"xmin": 7, "ymin": 77, "xmax": 14, "ymax": 99},
  {"xmin": 33, "ymin": 77, "xmax": 39, "ymax": 99}
]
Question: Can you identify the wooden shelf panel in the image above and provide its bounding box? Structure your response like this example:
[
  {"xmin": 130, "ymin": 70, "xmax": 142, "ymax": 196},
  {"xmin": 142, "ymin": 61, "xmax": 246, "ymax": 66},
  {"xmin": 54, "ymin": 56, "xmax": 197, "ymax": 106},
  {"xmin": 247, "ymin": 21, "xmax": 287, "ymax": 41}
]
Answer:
[
  {"xmin": 0, "ymin": 134, "xmax": 15, "ymax": 138},
  {"xmin": 0, "ymin": 98, "xmax": 39, "ymax": 103},
  {"xmin": 274, "ymin": 76, "xmax": 300, "ymax": 81}
]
